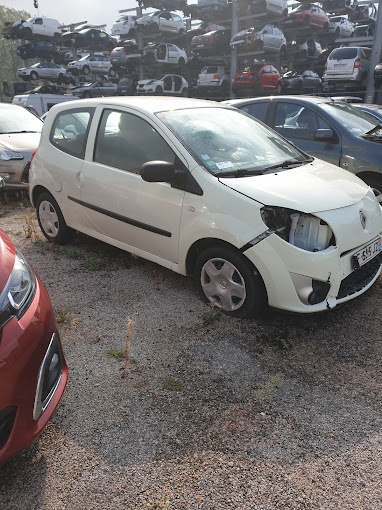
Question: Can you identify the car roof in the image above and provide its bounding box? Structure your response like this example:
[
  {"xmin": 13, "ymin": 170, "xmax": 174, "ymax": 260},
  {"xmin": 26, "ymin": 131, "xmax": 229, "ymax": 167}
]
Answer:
[
  {"xmin": 223, "ymin": 96, "xmax": 334, "ymax": 107},
  {"xmin": 352, "ymin": 103, "xmax": 381, "ymax": 110},
  {"xmin": 48, "ymin": 96, "xmax": 229, "ymax": 116}
]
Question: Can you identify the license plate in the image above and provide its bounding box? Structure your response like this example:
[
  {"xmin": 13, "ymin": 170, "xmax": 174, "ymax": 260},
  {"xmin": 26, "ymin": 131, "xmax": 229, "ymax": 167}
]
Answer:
[
  {"xmin": 197, "ymin": 44, "xmax": 204, "ymax": 47},
  {"xmin": 353, "ymin": 237, "xmax": 382, "ymax": 268},
  {"xmin": 334, "ymin": 64, "xmax": 346, "ymax": 68}
]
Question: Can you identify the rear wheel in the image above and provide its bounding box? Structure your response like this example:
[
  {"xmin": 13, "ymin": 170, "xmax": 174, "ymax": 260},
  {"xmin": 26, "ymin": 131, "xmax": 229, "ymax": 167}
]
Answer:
[
  {"xmin": 275, "ymin": 82, "xmax": 282, "ymax": 95},
  {"xmin": 36, "ymin": 192, "xmax": 74, "ymax": 244},
  {"xmin": 194, "ymin": 244, "xmax": 267, "ymax": 318},
  {"xmin": 83, "ymin": 91, "xmax": 91, "ymax": 98},
  {"xmin": 360, "ymin": 175, "xmax": 382, "ymax": 196},
  {"xmin": 182, "ymin": 87, "xmax": 189, "ymax": 97},
  {"xmin": 155, "ymin": 86, "xmax": 163, "ymax": 95}
]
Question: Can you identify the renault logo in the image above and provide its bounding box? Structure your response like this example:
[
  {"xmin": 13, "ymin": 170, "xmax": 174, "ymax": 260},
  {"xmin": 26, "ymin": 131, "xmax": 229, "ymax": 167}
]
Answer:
[{"xmin": 360, "ymin": 211, "xmax": 367, "ymax": 229}]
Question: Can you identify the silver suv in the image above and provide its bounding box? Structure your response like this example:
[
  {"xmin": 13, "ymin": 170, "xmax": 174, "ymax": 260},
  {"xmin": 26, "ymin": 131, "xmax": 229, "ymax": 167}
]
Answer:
[
  {"xmin": 197, "ymin": 65, "xmax": 230, "ymax": 96},
  {"xmin": 323, "ymin": 46, "xmax": 371, "ymax": 87}
]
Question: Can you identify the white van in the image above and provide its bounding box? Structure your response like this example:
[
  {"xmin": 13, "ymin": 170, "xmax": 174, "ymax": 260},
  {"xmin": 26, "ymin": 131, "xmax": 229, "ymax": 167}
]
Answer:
[
  {"xmin": 17, "ymin": 17, "xmax": 62, "ymax": 41},
  {"xmin": 12, "ymin": 93, "xmax": 78, "ymax": 117}
]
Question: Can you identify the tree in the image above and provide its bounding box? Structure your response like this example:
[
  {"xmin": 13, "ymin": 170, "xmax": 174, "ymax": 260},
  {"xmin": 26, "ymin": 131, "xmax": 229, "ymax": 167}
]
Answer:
[{"xmin": 0, "ymin": 5, "xmax": 31, "ymax": 95}]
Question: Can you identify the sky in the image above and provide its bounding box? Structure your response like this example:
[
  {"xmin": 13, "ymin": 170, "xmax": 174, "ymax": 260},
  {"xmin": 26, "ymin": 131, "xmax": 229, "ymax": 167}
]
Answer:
[{"xmin": 1, "ymin": 0, "xmax": 141, "ymax": 32}]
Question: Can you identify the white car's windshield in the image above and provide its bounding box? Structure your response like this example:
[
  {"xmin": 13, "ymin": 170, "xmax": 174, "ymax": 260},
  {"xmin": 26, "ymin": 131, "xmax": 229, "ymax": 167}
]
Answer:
[{"xmin": 157, "ymin": 107, "xmax": 308, "ymax": 176}]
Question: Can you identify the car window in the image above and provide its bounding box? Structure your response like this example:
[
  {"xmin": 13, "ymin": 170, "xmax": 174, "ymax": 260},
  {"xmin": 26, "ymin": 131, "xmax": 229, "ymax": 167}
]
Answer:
[
  {"xmin": 329, "ymin": 48, "xmax": 358, "ymax": 60},
  {"xmin": 94, "ymin": 110, "xmax": 176, "ymax": 174},
  {"xmin": 50, "ymin": 109, "xmax": 94, "ymax": 158},
  {"xmin": 239, "ymin": 102, "xmax": 268, "ymax": 123},
  {"xmin": 274, "ymin": 103, "xmax": 322, "ymax": 141}
]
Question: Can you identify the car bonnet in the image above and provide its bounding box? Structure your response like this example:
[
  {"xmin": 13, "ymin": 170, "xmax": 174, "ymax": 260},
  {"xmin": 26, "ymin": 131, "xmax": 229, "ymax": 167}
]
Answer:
[
  {"xmin": 0, "ymin": 133, "xmax": 40, "ymax": 152},
  {"xmin": 218, "ymin": 158, "xmax": 369, "ymax": 213}
]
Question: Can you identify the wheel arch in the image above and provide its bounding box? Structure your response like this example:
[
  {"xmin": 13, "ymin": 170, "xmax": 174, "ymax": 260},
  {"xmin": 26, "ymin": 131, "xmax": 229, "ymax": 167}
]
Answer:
[
  {"xmin": 31, "ymin": 184, "xmax": 50, "ymax": 208},
  {"xmin": 356, "ymin": 171, "xmax": 382, "ymax": 191},
  {"xmin": 186, "ymin": 237, "xmax": 248, "ymax": 276}
]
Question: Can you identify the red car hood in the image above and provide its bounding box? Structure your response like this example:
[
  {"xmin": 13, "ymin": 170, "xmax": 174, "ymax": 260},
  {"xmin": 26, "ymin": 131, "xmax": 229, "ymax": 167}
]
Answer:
[{"xmin": 0, "ymin": 230, "xmax": 16, "ymax": 291}]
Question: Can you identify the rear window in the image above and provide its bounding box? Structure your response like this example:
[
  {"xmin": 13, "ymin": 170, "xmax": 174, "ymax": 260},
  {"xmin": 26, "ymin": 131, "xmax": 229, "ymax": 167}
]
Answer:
[
  {"xmin": 203, "ymin": 67, "xmax": 218, "ymax": 74},
  {"xmin": 329, "ymin": 48, "xmax": 358, "ymax": 60}
]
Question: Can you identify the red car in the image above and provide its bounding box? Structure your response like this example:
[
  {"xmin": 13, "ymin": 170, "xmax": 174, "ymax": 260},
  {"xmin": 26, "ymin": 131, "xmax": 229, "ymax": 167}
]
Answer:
[
  {"xmin": 0, "ymin": 192, "xmax": 68, "ymax": 465},
  {"xmin": 232, "ymin": 63, "xmax": 282, "ymax": 97},
  {"xmin": 285, "ymin": 4, "xmax": 329, "ymax": 28}
]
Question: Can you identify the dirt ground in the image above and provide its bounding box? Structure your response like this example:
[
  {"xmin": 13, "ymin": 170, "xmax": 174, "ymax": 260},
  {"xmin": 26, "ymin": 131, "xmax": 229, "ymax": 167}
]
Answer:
[{"xmin": 0, "ymin": 194, "xmax": 382, "ymax": 509}]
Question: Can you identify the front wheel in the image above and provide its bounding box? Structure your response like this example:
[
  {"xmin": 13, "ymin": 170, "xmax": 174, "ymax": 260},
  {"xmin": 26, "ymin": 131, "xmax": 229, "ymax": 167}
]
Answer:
[
  {"xmin": 83, "ymin": 65, "xmax": 90, "ymax": 75},
  {"xmin": 275, "ymin": 83, "xmax": 282, "ymax": 95},
  {"xmin": 30, "ymin": 71, "xmax": 39, "ymax": 81},
  {"xmin": 155, "ymin": 86, "xmax": 163, "ymax": 95},
  {"xmin": 36, "ymin": 192, "xmax": 75, "ymax": 244},
  {"xmin": 194, "ymin": 245, "xmax": 267, "ymax": 318},
  {"xmin": 109, "ymin": 68, "xmax": 116, "ymax": 77}
]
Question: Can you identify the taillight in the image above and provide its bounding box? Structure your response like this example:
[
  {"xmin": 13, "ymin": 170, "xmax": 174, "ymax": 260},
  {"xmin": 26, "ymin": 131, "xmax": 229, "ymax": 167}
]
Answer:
[
  {"xmin": 213, "ymin": 74, "xmax": 220, "ymax": 79},
  {"xmin": 30, "ymin": 149, "xmax": 37, "ymax": 164},
  {"xmin": 197, "ymin": 74, "xmax": 200, "ymax": 80},
  {"xmin": 354, "ymin": 57, "xmax": 360, "ymax": 69},
  {"xmin": 121, "ymin": 49, "xmax": 126, "ymax": 54}
]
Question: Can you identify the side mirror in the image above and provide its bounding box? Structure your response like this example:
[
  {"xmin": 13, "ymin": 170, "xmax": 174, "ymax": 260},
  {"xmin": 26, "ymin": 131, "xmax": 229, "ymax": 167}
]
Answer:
[
  {"xmin": 314, "ymin": 128, "xmax": 336, "ymax": 142},
  {"xmin": 140, "ymin": 161, "xmax": 186, "ymax": 185},
  {"xmin": 0, "ymin": 177, "xmax": 5, "ymax": 188}
]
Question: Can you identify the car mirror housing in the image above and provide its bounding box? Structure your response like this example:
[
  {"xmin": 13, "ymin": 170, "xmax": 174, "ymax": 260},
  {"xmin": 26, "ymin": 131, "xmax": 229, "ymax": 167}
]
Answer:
[
  {"xmin": 141, "ymin": 161, "xmax": 186, "ymax": 184},
  {"xmin": 314, "ymin": 128, "xmax": 336, "ymax": 142}
]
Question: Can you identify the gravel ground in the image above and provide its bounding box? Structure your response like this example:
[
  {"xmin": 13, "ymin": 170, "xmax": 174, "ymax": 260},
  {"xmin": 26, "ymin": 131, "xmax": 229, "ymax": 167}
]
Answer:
[{"xmin": 0, "ymin": 195, "xmax": 382, "ymax": 510}]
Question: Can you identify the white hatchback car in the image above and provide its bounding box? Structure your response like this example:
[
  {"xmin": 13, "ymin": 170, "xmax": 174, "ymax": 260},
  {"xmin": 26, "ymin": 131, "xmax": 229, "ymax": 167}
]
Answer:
[
  {"xmin": 328, "ymin": 16, "xmax": 354, "ymax": 37},
  {"xmin": 137, "ymin": 74, "xmax": 189, "ymax": 95},
  {"xmin": 29, "ymin": 97, "xmax": 382, "ymax": 317},
  {"xmin": 136, "ymin": 10, "xmax": 185, "ymax": 34}
]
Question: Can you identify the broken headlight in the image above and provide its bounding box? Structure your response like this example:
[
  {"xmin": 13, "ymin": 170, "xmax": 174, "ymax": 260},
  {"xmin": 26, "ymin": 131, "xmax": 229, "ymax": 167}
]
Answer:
[{"xmin": 260, "ymin": 206, "xmax": 335, "ymax": 252}]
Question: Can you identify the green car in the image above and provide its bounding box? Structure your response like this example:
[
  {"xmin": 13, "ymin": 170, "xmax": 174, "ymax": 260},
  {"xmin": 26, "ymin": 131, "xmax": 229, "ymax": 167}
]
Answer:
[{"xmin": 224, "ymin": 95, "xmax": 382, "ymax": 192}]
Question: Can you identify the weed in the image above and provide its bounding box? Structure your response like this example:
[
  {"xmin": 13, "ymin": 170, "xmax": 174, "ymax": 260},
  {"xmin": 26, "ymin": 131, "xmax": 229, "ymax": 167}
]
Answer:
[
  {"xmin": 106, "ymin": 347, "xmax": 125, "ymax": 361},
  {"xmin": 22, "ymin": 208, "xmax": 39, "ymax": 241},
  {"xmin": 122, "ymin": 316, "xmax": 135, "ymax": 378},
  {"xmin": 203, "ymin": 301, "xmax": 223, "ymax": 325},
  {"xmin": 4, "ymin": 229, "xmax": 22, "ymax": 236},
  {"xmin": 162, "ymin": 378, "xmax": 183, "ymax": 391},
  {"xmin": 81, "ymin": 255, "xmax": 105, "ymax": 271},
  {"xmin": 54, "ymin": 306, "xmax": 71, "ymax": 326}
]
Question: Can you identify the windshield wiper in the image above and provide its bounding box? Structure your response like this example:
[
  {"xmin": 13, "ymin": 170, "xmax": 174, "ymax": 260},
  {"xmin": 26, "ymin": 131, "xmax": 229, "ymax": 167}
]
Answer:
[
  {"xmin": 363, "ymin": 124, "xmax": 382, "ymax": 137},
  {"xmin": 217, "ymin": 168, "xmax": 264, "ymax": 178},
  {"xmin": 262, "ymin": 158, "xmax": 313, "ymax": 172}
]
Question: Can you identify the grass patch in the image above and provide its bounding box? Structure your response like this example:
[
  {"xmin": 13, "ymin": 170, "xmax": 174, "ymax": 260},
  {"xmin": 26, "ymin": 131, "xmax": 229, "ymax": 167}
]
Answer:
[{"xmin": 162, "ymin": 378, "xmax": 183, "ymax": 392}]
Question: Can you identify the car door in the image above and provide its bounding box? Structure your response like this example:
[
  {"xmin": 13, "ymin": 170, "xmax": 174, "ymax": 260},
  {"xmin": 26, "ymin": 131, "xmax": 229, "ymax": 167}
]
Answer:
[
  {"xmin": 80, "ymin": 107, "xmax": 186, "ymax": 263},
  {"xmin": 271, "ymin": 101, "xmax": 341, "ymax": 166},
  {"xmin": 261, "ymin": 25, "xmax": 274, "ymax": 51},
  {"xmin": 260, "ymin": 65, "xmax": 272, "ymax": 88},
  {"xmin": 168, "ymin": 44, "xmax": 179, "ymax": 63},
  {"xmin": 38, "ymin": 63, "xmax": 50, "ymax": 79}
]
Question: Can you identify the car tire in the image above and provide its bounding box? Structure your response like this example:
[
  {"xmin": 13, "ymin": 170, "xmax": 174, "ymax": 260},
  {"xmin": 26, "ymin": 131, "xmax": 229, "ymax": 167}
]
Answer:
[
  {"xmin": 335, "ymin": 27, "xmax": 340, "ymax": 37},
  {"xmin": 30, "ymin": 71, "xmax": 39, "ymax": 81},
  {"xmin": 315, "ymin": 83, "xmax": 322, "ymax": 93},
  {"xmin": 275, "ymin": 83, "xmax": 282, "ymax": 94},
  {"xmin": 83, "ymin": 65, "xmax": 91, "ymax": 75},
  {"xmin": 194, "ymin": 244, "xmax": 267, "ymax": 318},
  {"xmin": 109, "ymin": 68, "xmax": 116, "ymax": 77},
  {"xmin": 280, "ymin": 45, "xmax": 287, "ymax": 59},
  {"xmin": 182, "ymin": 87, "xmax": 189, "ymax": 97},
  {"xmin": 178, "ymin": 57, "xmax": 185, "ymax": 70},
  {"xmin": 83, "ymin": 91, "xmax": 91, "ymax": 98},
  {"xmin": 324, "ymin": 22, "xmax": 329, "ymax": 30},
  {"xmin": 36, "ymin": 192, "xmax": 75, "ymax": 244},
  {"xmin": 56, "ymin": 73, "xmax": 64, "ymax": 85},
  {"xmin": 155, "ymin": 86, "xmax": 163, "ymax": 95}
]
